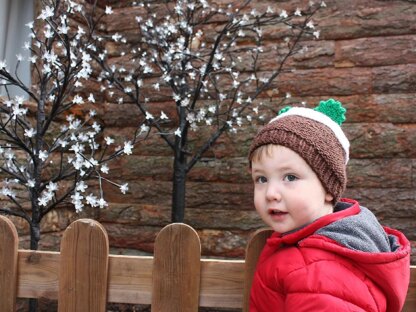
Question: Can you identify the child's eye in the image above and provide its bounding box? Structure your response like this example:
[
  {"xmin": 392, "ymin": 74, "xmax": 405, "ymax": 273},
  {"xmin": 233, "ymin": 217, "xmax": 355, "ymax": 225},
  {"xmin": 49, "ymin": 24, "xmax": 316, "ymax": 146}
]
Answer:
[
  {"xmin": 255, "ymin": 176, "xmax": 268, "ymax": 184},
  {"xmin": 284, "ymin": 174, "xmax": 298, "ymax": 182}
]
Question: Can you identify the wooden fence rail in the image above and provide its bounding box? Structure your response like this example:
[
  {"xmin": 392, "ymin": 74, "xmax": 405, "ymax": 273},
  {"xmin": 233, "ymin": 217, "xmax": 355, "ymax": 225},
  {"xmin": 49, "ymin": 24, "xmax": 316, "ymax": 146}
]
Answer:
[{"xmin": 0, "ymin": 215, "xmax": 414, "ymax": 311}]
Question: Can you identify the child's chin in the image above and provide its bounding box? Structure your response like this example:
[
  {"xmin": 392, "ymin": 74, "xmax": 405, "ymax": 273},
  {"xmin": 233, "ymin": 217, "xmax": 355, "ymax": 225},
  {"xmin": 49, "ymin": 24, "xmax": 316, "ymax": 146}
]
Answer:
[{"xmin": 270, "ymin": 222, "xmax": 296, "ymax": 234}]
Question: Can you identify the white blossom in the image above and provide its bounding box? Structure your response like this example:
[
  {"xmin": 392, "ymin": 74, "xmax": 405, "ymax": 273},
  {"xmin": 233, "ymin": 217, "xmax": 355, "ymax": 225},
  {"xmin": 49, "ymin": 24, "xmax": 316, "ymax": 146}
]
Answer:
[
  {"xmin": 58, "ymin": 24, "xmax": 69, "ymax": 34},
  {"xmin": 26, "ymin": 179, "xmax": 35, "ymax": 188},
  {"xmin": 74, "ymin": 202, "xmax": 84, "ymax": 212},
  {"xmin": 160, "ymin": 111, "xmax": 168, "ymax": 120},
  {"xmin": 98, "ymin": 197, "xmax": 108, "ymax": 209},
  {"xmin": 112, "ymin": 33, "xmax": 122, "ymax": 42},
  {"xmin": 38, "ymin": 6, "xmax": 54, "ymax": 20},
  {"xmin": 70, "ymin": 142, "xmax": 82, "ymax": 153},
  {"xmin": 105, "ymin": 6, "xmax": 113, "ymax": 14},
  {"xmin": 46, "ymin": 182, "xmax": 58, "ymax": 192},
  {"xmin": 71, "ymin": 192, "xmax": 83, "ymax": 202},
  {"xmin": 42, "ymin": 64, "xmax": 51, "ymax": 74},
  {"xmin": 86, "ymin": 193, "xmax": 98, "ymax": 207},
  {"xmin": 145, "ymin": 112, "xmax": 154, "ymax": 120},
  {"xmin": 105, "ymin": 136, "xmax": 115, "ymax": 145},
  {"xmin": 120, "ymin": 183, "xmax": 128, "ymax": 194},
  {"xmin": 144, "ymin": 65, "xmax": 153, "ymax": 73},
  {"xmin": 173, "ymin": 93, "xmax": 181, "ymax": 102},
  {"xmin": 181, "ymin": 98, "xmax": 190, "ymax": 107},
  {"xmin": 123, "ymin": 141, "xmax": 133, "ymax": 155},
  {"xmin": 92, "ymin": 122, "xmax": 101, "ymax": 132},
  {"xmin": 73, "ymin": 95, "xmax": 84, "ymax": 104},
  {"xmin": 0, "ymin": 60, "xmax": 7, "ymax": 70},
  {"xmin": 39, "ymin": 150, "xmax": 48, "ymax": 161},
  {"xmin": 306, "ymin": 21, "xmax": 315, "ymax": 29},
  {"xmin": 44, "ymin": 28, "xmax": 53, "ymax": 38},
  {"xmin": 87, "ymin": 93, "xmax": 95, "ymax": 103},
  {"xmin": 58, "ymin": 138, "xmax": 68, "ymax": 148},
  {"xmin": 38, "ymin": 196, "xmax": 49, "ymax": 207},
  {"xmin": 24, "ymin": 128, "xmax": 36, "ymax": 138},
  {"xmin": 71, "ymin": 192, "xmax": 84, "ymax": 212},
  {"xmin": 76, "ymin": 26, "xmax": 85, "ymax": 38},
  {"xmin": 174, "ymin": 128, "xmax": 182, "ymax": 137},
  {"xmin": 76, "ymin": 181, "xmax": 88, "ymax": 193},
  {"xmin": 100, "ymin": 164, "xmax": 109, "ymax": 174},
  {"xmin": 2, "ymin": 187, "xmax": 16, "ymax": 198},
  {"xmin": 140, "ymin": 124, "xmax": 150, "ymax": 133}
]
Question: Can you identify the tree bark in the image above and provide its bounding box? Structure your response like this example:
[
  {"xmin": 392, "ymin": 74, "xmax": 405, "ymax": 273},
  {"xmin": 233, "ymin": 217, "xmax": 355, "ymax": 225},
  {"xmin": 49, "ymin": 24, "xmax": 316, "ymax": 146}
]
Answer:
[
  {"xmin": 30, "ymin": 221, "xmax": 40, "ymax": 250},
  {"xmin": 29, "ymin": 205, "xmax": 41, "ymax": 311},
  {"xmin": 171, "ymin": 152, "xmax": 187, "ymax": 223}
]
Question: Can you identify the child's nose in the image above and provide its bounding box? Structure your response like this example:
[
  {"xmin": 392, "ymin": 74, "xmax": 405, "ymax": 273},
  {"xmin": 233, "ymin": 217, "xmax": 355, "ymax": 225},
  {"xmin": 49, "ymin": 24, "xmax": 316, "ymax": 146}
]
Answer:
[{"xmin": 266, "ymin": 182, "xmax": 282, "ymax": 202}]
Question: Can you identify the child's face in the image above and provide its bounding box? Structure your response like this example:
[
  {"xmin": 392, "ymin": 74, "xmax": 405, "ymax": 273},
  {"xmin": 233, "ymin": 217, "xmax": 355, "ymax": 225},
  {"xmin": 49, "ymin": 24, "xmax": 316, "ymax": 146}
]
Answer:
[{"xmin": 251, "ymin": 145, "xmax": 334, "ymax": 233}]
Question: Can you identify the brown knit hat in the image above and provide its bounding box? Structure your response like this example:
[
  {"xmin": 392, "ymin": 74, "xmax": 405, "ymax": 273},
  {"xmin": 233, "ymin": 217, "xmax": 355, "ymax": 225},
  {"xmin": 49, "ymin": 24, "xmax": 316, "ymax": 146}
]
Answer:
[{"xmin": 249, "ymin": 99, "xmax": 350, "ymax": 203}]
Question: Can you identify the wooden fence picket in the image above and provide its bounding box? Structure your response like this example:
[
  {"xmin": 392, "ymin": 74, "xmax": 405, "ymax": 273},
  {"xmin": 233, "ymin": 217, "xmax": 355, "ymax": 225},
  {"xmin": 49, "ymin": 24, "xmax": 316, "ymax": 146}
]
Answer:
[
  {"xmin": 0, "ymin": 215, "xmax": 18, "ymax": 312},
  {"xmin": 151, "ymin": 223, "xmax": 201, "ymax": 312},
  {"xmin": 243, "ymin": 228, "xmax": 273, "ymax": 312},
  {"xmin": 58, "ymin": 219, "xmax": 109, "ymax": 312}
]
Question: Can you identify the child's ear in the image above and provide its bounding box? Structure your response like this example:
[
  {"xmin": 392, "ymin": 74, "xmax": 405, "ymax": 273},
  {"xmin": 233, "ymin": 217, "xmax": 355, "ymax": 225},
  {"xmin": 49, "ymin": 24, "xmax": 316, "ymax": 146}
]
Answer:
[{"xmin": 325, "ymin": 193, "xmax": 334, "ymax": 203}]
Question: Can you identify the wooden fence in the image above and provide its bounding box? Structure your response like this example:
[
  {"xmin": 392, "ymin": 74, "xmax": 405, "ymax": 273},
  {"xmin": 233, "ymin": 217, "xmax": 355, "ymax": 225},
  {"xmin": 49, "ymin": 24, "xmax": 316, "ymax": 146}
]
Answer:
[{"xmin": 0, "ymin": 215, "xmax": 415, "ymax": 311}]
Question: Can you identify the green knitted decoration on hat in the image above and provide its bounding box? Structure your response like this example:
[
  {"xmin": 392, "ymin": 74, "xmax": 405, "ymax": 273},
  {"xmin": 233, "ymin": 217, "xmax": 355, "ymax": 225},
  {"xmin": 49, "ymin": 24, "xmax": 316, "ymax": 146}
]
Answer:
[
  {"xmin": 314, "ymin": 98, "xmax": 346, "ymax": 125},
  {"xmin": 278, "ymin": 106, "xmax": 292, "ymax": 115}
]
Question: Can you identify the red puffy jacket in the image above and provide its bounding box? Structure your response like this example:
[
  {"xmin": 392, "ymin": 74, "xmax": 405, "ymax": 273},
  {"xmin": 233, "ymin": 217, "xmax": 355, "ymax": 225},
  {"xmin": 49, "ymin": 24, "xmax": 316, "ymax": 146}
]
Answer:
[{"xmin": 250, "ymin": 199, "xmax": 410, "ymax": 312}]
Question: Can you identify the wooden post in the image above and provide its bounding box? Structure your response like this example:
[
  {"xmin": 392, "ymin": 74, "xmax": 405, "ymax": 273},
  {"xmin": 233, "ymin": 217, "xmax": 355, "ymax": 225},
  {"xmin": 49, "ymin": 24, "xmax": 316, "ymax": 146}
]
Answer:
[
  {"xmin": 0, "ymin": 215, "xmax": 18, "ymax": 312},
  {"xmin": 243, "ymin": 228, "xmax": 273, "ymax": 312},
  {"xmin": 151, "ymin": 223, "xmax": 201, "ymax": 312},
  {"xmin": 58, "ymin": 219, "xmax": 109, "ymax": 312}
]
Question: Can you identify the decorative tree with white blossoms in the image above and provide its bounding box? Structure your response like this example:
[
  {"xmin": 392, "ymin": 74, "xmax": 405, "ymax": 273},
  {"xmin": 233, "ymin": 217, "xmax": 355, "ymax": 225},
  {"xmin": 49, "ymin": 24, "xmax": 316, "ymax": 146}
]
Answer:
[
  {"xmin": 96, "ymin": 0, "xmax": 325, "ymax": 222},
  {"xmin": 0, "ymin": 0, "xmax": 147, "ymax": 251}
]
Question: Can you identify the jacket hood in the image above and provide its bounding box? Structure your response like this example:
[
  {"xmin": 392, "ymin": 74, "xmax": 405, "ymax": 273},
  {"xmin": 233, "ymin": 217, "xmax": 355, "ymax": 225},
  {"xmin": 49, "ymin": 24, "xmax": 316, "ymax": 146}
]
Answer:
[
  {"xmin": 316, "ymin": 200, "xmax": 400, "ymax": 253},
  {"xmin": 301, "ymin": 199, "xmax": 411, "ymax": 311}
]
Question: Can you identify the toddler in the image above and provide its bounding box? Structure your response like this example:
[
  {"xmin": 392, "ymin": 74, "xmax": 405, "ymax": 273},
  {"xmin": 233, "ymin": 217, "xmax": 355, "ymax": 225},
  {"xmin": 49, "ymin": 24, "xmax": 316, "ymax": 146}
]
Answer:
[{"xmin": 248, "ymin": 99, "xmax": 410, "ymax": 311}]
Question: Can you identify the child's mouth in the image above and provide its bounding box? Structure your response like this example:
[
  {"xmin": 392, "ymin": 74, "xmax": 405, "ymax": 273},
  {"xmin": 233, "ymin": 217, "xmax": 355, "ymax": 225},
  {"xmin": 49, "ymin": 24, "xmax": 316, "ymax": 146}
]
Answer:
[{"xmin": 268, "ymin": 209, "xmax": 287, "ymax": 216}]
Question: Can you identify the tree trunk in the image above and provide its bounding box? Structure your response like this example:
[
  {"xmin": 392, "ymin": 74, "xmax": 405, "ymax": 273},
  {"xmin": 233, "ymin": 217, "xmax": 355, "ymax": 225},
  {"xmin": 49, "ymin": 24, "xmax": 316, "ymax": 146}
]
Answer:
[
  {"xmin": 29, "ymin": 212, "xmax": 41, "ymax": 311},
  {"xmin": 30, "ymin": 221, "xmax": 40, "ymax": 250},
  {"xmin": 171, "ymin": 152, "xmax": 187, "ymax": 223},
  {"xmin": 29, "ymin": 299, "xmax": 38, "ymax": 312}
]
